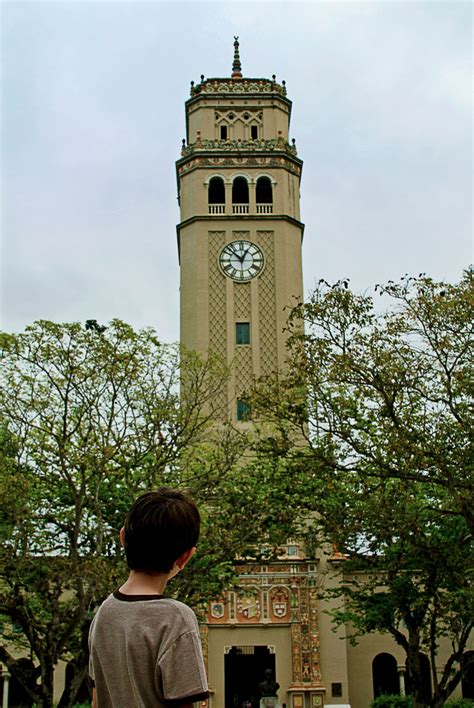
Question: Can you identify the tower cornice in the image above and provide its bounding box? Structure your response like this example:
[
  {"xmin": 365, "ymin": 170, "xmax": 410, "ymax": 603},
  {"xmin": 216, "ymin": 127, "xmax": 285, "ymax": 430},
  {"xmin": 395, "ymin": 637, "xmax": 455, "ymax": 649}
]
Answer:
[
  {"xmin": 176, "ymin": 214, "xmax": 305, "ymax": 263},
  {"xmin": 179, "ymin": 137, "xmax": 300, "ymax": 160}
]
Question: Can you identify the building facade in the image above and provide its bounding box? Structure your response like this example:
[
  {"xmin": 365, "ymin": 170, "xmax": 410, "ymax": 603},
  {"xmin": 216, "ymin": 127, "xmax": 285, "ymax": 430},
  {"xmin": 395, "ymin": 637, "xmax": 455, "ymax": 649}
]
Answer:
[{"xmin": 175, "ymin": 40, "xmax": 469, "ymax": 708}]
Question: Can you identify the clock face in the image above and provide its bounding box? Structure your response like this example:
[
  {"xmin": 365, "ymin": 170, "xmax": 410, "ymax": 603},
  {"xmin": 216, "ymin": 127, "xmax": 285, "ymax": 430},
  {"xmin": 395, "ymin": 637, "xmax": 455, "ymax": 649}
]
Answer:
[{"xmin": 219, "ymin": 240, "xmax": 264, "ymax": 281}]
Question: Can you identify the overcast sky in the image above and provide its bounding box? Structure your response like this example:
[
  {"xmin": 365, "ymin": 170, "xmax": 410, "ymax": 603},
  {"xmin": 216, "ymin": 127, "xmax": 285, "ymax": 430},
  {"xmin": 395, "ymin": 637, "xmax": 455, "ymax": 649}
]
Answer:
[{"xmin": 1, "ymin": 1, "xmax": 472, "ymax": 341}]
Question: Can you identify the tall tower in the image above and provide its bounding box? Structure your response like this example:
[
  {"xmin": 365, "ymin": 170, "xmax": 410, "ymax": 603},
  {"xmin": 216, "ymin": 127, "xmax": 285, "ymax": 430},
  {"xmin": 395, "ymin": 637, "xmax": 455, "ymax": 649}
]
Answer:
[
  {"xmin": 175, "ymin": 40, "xmax": 330, "ymax": 708},
  {"xmin": 176, "ymin": 38, "xmax": 304, "ymax": 421},
  {"xmin": 174, "ymin": 42, "xmax": 435, "ymax": 708}
]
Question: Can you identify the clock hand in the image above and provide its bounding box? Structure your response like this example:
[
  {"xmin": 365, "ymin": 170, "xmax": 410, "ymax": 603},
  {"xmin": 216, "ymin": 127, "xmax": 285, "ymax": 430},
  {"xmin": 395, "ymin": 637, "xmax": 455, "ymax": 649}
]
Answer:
[
  {"xmin": 234, "ymin": 247, "xmax": 246, "ymax": 263},
  {"xmin": 230, "ymin": 245, "xmax": 244, "ymax": 262}
]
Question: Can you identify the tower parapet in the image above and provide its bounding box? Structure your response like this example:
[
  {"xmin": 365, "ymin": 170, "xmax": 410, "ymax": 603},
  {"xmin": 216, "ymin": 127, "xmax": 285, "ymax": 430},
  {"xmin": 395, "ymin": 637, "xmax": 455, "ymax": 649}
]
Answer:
[{"xmin": 190, "ymin": 77, "xmax": 288, "ymax": 98}]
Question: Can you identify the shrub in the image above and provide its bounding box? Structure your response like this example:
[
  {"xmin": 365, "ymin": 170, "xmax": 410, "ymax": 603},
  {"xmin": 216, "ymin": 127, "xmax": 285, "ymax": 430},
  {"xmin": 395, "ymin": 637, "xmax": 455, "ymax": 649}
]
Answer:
[{"xmin": 371, "ymin": 696, "xmax": 413, "ymax": 708}]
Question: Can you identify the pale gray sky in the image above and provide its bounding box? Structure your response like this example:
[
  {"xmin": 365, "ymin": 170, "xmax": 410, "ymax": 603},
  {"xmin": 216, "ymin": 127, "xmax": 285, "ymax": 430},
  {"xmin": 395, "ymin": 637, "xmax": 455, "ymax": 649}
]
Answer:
[{"xmin": 1, "ymin": 1, "xmax": 472, "ymax": 341}]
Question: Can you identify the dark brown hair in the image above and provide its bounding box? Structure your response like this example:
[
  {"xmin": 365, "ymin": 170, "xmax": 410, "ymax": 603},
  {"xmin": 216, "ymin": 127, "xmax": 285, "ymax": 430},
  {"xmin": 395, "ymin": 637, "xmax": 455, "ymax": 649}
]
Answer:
[{"xmin": 123, "ymin": 488, "xmax": 200, "ymax": 573}]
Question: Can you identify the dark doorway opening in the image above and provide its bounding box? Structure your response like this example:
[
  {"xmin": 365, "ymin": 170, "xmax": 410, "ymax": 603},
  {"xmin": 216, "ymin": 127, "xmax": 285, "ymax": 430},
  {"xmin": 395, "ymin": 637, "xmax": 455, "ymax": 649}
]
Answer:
[
  {"xmin": 462, "ymin": 651, "xmax": 474, "ymax": 698},
  {"xmin": 225, "ymin": 645, "xmax": 275, "ymax": 708},
  {"xmin": 372, "ymin": 653, "xmax": 399, "ymax": 697}
]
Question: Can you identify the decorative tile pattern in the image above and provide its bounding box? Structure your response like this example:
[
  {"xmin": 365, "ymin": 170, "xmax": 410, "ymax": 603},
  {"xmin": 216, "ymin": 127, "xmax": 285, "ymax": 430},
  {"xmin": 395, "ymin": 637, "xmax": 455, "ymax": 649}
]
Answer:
[
  {"xmin": 205, "ymin": 563, "xmax": 323, "ymax": 689},
  {"xmin": 191, "ymin": 78, "xmax": 287, "ymax": 97},
  {"xmin": 181, "ymin": 137, "xmax": 297, "ymax": 157},
  {"xmin": 177, "ymin": 155, "xmax": 302, "ymax": 177}
]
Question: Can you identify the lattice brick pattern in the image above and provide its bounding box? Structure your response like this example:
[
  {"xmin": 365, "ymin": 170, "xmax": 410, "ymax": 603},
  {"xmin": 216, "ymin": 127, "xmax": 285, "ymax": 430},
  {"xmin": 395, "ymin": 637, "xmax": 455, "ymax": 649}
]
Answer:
[
  {"xmin": 208, "ymin": 231, "xmax": 228, "ymax": 414},
  {"xmin": 232, "ymin": 230, "xmax": 250, "ymax": 242},
  {"xmin": 234, "ymin": 282, "xmax": 251, "ymax": 320},
  {"xmin": 256, "ymin": 231, "xmax": 278, "ymax": 375},
  {"xmin": 235, "ymin": 346, "xmax": 253, "ymax": 395}
]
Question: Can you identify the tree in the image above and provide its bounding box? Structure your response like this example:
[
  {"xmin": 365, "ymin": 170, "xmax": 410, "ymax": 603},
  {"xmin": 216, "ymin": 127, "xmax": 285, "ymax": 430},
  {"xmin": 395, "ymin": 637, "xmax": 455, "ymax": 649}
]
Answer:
[
  {"xmin": 251, "ymin": 272, "xmax": 473, "ymax": 708},
  {"xmin": 0, "ymin": 320, "xmax": 303, "ymax": 707}
]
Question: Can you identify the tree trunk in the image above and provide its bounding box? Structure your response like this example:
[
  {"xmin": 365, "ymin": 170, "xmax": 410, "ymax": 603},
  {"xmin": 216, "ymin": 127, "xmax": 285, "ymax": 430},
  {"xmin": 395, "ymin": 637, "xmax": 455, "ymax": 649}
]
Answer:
[
  {"xmin": 58, "ymin": 618, "xmax": 92, "ymax": 708},
  {"xmin": 57, "ymin": 663, "xmax": 90, "ymax": 708},
  {"xmin": 405, "ymin": 633, "xmax": 426, "ymax": 708},
  {"xmin": 37, "ymin": 658, "xmax": 55, "ymax": 708}
]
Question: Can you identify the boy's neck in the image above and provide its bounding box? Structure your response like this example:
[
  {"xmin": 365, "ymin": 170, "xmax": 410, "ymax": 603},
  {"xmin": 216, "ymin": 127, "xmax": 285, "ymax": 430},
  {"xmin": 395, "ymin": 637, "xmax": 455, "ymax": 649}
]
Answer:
[{"xmin": 119, "ymin": 570, "xmax": 171, "ymax": 596}]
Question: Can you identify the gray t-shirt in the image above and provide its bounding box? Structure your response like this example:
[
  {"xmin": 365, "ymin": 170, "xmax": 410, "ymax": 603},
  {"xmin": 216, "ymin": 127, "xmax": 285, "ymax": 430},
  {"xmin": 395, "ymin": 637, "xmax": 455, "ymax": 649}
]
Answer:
[{"xmin": 89, "ymin": 590, "xmax": 209, "ymax": 707}]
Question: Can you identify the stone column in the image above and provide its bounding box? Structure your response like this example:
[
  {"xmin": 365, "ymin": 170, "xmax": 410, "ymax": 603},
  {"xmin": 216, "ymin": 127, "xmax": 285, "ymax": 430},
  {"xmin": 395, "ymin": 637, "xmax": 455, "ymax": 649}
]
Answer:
[
  {"xmin": 249, "ymin": 180, "xmax": 256, "ymax": 215},
  {"xmin": 397, "ymin": 665, "xmax": 406, "ymax": 696},
  {"xmin": 1, "ymin": 667, "xmax": 9, "ymax": 708}
]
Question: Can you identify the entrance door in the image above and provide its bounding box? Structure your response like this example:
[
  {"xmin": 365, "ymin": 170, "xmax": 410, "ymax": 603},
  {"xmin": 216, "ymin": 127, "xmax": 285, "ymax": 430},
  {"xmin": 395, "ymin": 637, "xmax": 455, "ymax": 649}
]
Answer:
[{"xmin": 225, "ymin": 645, "xmax": 276, "ymax": 708}]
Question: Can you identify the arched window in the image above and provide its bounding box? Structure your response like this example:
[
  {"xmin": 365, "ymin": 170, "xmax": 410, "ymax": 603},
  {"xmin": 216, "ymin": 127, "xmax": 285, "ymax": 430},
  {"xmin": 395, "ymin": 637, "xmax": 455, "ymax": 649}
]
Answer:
[
  {"xmin": 256, "ymin": 177, "xmax": 273, "ymax": 213},
  {"xmin": 232, "ymin": 177, "xmax": 249, "ymax": 213},
  {"xmin": 372, "ymin": 653, "xmax": 399, "ymax": 698},
  {"xmin": 208, "ymin": 177, "xmax": 225, "ymax": 204}
]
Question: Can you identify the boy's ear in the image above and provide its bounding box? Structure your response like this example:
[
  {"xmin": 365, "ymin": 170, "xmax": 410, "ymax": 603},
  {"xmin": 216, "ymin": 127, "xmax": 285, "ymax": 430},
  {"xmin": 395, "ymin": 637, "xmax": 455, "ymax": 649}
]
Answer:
[
  {"xmin": 175, "ymin": 546, "xmax": 196, "ymax": 570},
  {"xmin": 120, "ymin": 527, "xmax": 125, "ymax": 547}
]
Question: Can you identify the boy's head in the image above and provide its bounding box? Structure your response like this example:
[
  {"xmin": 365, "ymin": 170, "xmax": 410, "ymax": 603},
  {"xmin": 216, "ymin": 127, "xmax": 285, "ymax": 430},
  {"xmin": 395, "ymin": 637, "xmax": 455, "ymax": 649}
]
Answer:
[{"xmin": 122, "ymin": 487, "xmax": 200, "ymax": 574}]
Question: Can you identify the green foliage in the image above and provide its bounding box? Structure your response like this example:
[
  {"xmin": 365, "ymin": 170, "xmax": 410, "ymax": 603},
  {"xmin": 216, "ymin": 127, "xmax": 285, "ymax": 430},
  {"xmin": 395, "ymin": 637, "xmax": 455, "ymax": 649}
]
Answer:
[
  {"xmin": 0, "ymin": 319, "xmax": 306, "ymax": 707},
  {"xmin": 370, "ymin": 695, "xmax": 414, "ymax": 708},
  {"xmin": 252, "ymin": 272, "xmax": 474, "ymax": 708},
  {"xmin": 442, "ymin": 701, "xmax": 474, "ymax": 708}
]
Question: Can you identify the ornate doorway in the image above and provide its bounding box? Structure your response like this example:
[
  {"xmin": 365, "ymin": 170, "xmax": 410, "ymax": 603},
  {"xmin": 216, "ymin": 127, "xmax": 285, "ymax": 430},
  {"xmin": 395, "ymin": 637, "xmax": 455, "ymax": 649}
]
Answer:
[{"xmin": 224, "ymin": 645, "xmax": 276, "ymax": 708}]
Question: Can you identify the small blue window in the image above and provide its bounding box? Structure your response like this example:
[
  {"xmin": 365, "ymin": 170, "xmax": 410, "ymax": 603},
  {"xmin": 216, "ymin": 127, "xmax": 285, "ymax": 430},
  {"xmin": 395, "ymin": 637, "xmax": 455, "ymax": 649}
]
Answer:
[
  {"xmin": 237, "ymin": 399, "xmax": 251, "ymax": 421},
  {"xmin": 236, "ymin": 322, "xmax": 250, "ymax": 345}
]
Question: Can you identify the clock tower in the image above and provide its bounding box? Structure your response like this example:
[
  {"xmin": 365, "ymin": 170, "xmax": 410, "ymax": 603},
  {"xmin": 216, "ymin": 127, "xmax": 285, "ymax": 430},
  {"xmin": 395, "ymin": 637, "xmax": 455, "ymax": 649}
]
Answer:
[
  {"xmin": 175, "ymin": 41, "xmax": 332, "ymax": 708},
  {"xmin": 176, "ymin": 38, "xmax": 304, "ymax": 422},
  {"xmin": 173, "ymin": 40, "xmax": 457, "ymax": 708}
]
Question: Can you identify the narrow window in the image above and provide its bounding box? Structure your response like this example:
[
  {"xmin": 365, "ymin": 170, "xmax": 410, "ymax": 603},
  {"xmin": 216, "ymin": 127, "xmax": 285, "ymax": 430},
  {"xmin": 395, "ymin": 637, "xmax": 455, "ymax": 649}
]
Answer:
[
  {"xmin": 220, "ymin": 125, "xmax": 228, "ymax": 140},
  {"xmin": 208, "ymin": 177, "xmax": 225, "ymax": 204},
  {"xmin": 232, "ymin": 177, "xmax": 249, "ymax": 204},
  {"xmin": 331, "ymin": 684, "xmax": 343, "ymax": 698},
  {"xmin": 251, "ymin": 125, "xmax": 258, "ymax": 139},
  {"xmin": 236, "ymin": 322, "xmax": 250, "ymax": 345},
  {"xmin": 236, "ymin": 399, "xmax": 251, "ymax": 421},
  {"xmin": 256, "ymin": 176, "xmax": 273, "ymax": 204}
]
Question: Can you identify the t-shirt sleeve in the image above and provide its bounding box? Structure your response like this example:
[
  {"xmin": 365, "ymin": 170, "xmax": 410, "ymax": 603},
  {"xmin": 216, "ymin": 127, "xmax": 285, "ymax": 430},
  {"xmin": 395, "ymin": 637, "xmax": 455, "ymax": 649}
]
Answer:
[{"xmin": 158, "ymin": 630, "xmax": 209, "ymax": 704}]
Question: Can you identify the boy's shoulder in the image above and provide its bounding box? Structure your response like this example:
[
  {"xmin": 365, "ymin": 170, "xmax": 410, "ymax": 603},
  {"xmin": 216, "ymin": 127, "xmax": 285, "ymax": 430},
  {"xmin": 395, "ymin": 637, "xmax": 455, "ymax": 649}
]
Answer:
[{"xmin": 94, "ymin": 592, "xmax": 198, "ymax": 627}]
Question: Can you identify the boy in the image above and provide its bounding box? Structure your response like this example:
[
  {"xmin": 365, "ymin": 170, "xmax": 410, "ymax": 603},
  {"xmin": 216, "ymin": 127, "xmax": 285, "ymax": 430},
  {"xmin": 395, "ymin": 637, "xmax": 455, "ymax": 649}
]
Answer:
[{"xmin": 89, "ymin": 488, "xmax": 209, "ymax": 708}]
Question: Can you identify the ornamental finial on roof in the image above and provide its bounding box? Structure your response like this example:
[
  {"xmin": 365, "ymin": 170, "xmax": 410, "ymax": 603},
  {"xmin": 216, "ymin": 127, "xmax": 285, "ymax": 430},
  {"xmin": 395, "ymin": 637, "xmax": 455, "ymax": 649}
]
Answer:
[{"xmin": 231, "ymin": 36, "xmax": 242, "ymax": 79}]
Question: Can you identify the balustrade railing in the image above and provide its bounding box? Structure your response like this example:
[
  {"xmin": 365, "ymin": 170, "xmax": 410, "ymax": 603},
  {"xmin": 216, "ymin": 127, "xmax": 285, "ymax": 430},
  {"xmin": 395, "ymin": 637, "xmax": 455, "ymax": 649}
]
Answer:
[{"xmin": 207, "ymin": 204, "xmax": 274, "ymax": 215}]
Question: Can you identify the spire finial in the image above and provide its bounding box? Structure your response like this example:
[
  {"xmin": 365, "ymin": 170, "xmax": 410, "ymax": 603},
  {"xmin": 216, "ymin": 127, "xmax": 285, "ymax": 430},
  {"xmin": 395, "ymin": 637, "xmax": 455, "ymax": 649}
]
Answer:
[{"xmin": 231, "ymin": 36, "xmax": 242, "ymax": 79}]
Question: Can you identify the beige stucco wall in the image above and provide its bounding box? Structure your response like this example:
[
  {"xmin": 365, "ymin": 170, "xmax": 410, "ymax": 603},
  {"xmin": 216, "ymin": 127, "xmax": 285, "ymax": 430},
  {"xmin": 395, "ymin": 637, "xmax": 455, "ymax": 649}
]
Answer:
[{"xmin": 187, "ymin": 94, "xmax": 291, "ymax": 143}]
